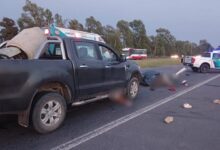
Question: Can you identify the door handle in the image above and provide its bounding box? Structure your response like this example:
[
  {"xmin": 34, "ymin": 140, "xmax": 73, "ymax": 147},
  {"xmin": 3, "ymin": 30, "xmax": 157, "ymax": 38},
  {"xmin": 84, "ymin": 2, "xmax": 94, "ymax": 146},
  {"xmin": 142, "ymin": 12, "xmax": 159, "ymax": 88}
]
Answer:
[{"xmin": 80, "ymin": 65, "xmax": 88, "ymax": 68}]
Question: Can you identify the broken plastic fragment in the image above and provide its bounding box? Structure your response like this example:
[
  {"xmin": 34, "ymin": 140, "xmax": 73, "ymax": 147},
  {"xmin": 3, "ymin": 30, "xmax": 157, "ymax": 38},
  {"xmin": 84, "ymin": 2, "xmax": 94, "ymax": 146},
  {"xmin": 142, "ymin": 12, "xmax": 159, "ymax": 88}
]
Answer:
[
  {"xmin": 213, "ymin": 99, "xmax": 220, "ymax": 104},
  {"xmin": 182, "ymin": 103, "xmax": 192, "ymax": 109},
  {"xmin": 184, "ymin": 83, "xmax": 189, "ymax": 87},
  {"xmin": 164, "ymin": 116, "xmax": 174, "ymax": 124},
  {"xmin": 181, "ymin": 80, "xmax": 187, "ymax": 84},
  {"xmin": 181, "ymin": 80, "xmax": 189, "ymax": 87}
]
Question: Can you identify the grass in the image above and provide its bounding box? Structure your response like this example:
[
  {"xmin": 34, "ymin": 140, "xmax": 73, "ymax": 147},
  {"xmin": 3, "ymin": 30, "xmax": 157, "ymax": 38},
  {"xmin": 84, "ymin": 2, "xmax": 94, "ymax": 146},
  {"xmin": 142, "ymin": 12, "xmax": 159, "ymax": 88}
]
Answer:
[{"xmin": 135, "ymin": 58, "xmax": 181, "ymax": 68}]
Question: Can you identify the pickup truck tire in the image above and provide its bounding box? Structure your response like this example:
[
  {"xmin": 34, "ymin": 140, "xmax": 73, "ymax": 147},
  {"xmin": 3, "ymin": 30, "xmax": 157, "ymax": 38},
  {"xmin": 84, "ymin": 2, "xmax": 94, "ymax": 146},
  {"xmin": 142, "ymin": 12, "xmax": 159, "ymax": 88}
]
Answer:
[
  {"xmin": 200, "ymin": 63, "xmax": 210, "ymax": 73},
  {"xmin": 191, "ymin": 67, "xmax": 198, "ymax": 72},
  {"xmin": 127, "ymin": 77, "xmax": 139, "ymax": 100},
  {"xmin": 32, "ymin": 92, "xmax": 67, "ymax": 134}
]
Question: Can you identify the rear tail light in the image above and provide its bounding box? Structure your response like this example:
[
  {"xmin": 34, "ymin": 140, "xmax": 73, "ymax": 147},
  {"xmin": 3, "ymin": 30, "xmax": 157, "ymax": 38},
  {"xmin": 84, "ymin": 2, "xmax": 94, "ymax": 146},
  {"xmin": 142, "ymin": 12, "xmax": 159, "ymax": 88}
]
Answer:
[{"xmin": 191, "ymin": 57, "xmax": 195, "ymax": 64}]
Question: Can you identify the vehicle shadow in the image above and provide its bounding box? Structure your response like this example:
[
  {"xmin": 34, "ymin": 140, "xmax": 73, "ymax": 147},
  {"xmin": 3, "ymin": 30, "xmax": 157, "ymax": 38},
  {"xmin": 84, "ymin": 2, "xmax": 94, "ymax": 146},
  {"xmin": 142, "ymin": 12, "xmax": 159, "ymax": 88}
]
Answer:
[{"xmin": 0, "ymin": 96, "xmax": 144, "ymax": 150}]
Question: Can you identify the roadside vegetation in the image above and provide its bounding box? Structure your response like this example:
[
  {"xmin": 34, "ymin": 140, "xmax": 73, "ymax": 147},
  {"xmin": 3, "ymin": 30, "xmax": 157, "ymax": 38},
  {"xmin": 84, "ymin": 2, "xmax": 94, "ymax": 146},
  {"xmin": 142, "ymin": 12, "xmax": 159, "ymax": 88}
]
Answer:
[
  {"xmin": 0, "ymin": 0, "xmax": 213, "ymax": 56},
  {"xmin": 136, "ymin": 58, "xmax": 181, "ymax": 68}
]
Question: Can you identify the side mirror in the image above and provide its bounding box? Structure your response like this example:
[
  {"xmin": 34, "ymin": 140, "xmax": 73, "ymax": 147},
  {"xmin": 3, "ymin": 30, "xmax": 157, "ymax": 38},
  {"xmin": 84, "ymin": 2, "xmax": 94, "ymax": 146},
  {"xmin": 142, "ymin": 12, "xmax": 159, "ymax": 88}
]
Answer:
[{"xmin": 120, "ymin": 54, "xmax": 127, "ymax": 62}]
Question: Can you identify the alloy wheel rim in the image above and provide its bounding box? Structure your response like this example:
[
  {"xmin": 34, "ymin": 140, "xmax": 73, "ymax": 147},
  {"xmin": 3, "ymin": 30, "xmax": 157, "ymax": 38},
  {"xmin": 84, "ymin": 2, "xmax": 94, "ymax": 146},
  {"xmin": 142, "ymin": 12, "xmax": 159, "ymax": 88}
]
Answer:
[
  {"xmin": 130, "ymin": 81, "xmax": 138, "ymax": 98},
  {"xmin": 40, "ymin": 100, "xmax": 62, "ymax": 126}
]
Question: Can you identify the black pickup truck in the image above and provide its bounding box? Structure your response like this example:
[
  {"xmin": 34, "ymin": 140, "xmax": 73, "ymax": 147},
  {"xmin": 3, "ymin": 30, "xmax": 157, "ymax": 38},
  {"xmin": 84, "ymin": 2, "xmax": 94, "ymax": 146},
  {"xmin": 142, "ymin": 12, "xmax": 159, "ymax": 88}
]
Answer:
[{"xmin": 0, "ymin": 36, "xmax": 141, "ymax": 133}]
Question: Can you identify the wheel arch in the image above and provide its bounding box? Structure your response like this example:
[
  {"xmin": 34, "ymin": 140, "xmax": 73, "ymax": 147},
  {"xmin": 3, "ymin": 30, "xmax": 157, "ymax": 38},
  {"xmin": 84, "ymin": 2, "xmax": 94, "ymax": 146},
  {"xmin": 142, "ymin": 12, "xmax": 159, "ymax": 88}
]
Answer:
[
  {"xmin": 130, "ymin": 71, "xmax": 142, "ymax": 81},
  {"xmin": 199, "ymin": 62, "xmax": 211, "ymax": 73},
  {"xmin": 18, "ymin": 81, "xmax": 73, "ymax": 128},
  {"xmin": 200, "ymin": 62, "xmax": 210, "ymax": 68}
]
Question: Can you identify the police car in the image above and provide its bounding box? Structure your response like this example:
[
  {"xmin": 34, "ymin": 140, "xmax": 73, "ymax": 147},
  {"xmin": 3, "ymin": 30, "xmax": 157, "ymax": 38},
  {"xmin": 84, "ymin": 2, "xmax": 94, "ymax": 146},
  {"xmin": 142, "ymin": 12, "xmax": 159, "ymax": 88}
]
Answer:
[{"xmin": 183, "ymin": 47, "xmax": 220, "ymax": 73}]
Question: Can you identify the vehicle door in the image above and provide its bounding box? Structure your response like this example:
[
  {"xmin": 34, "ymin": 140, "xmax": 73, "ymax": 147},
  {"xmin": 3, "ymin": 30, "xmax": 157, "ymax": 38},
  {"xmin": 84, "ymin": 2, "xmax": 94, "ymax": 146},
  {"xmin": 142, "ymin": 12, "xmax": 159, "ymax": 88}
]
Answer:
[
  {"xmin": 74, "ymin": 41, "xmax": 105, "ymax": 96},
  {"xmin": 98, "ymin": 44, "xmax": 126, "ymax": 91},
  {"xmin": 212, "ymin": 53, "xmax": 220, "ymax": 69}
]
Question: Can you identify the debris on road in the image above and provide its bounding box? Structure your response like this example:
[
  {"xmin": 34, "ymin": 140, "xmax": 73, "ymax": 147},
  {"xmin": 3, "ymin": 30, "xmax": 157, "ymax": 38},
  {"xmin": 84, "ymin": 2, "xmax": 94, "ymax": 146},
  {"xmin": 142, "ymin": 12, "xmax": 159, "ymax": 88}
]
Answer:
[
  {"xmin": 182, "ymin": 103, "xmax": 192, "ymax": 109},
  {"xmin": 184, "ymin": 83, "xmax": 189, "ymax": 87},
  {"xmin": 164, "ymin": 116, "xmax": 174, "ymax": 124},
  {"xmin": 181, "ymin": 80, "xmax": 187, "ymax": 84},
  {"xmin": 181, "ymin": 80, "xmax": 189, "ymax": 86},
  {"xmin": 213, "ymin": 99, "xmax": 220, "ymax": 104}
]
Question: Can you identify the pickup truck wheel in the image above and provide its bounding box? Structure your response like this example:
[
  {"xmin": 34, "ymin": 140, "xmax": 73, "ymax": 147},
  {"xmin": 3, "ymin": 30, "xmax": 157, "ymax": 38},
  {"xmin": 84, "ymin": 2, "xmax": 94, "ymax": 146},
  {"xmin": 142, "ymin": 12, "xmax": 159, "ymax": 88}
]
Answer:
[
  {"xmin": 191, "ymin": 67, "xmax": 198, "ymax": 72},
  {"xmin": 200, "ymin": 64, "xmax": 210, "ymax": 73},
  {"xmin": 32, "ymin": 93, "xmax": 67, "ymax": 134},
  {"xmin": 127, "ymin": 77, "xmax": 139, "ymax": 100}
]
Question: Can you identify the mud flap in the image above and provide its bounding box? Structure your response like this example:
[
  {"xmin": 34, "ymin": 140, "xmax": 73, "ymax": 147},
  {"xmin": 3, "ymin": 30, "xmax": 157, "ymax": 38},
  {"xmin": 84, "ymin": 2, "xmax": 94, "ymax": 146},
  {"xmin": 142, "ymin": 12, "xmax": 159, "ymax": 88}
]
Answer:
[{"xmin": 18, "ymin": 111, "xmax": 30, "ymax": 128}]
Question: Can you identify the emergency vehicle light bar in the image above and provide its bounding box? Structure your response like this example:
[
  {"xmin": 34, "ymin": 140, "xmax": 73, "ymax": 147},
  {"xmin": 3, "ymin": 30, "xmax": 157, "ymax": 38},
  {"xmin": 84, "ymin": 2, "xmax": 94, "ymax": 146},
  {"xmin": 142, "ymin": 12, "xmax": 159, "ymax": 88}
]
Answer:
[
  {"xmin": 55, "ymin": 27, "xmax": 105, "ymax": 43},
  {"xmin": 43, "ymin": 25, "xmax": 105, "ymax": 43}
]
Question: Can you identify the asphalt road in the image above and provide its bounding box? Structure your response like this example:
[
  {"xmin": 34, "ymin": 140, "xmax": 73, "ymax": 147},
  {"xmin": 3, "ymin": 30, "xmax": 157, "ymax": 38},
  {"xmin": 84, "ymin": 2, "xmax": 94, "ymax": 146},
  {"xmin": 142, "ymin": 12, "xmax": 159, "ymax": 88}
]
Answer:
[{"xmin": 1, "ymin": 65, "xmax": 220, "ymax": 150}]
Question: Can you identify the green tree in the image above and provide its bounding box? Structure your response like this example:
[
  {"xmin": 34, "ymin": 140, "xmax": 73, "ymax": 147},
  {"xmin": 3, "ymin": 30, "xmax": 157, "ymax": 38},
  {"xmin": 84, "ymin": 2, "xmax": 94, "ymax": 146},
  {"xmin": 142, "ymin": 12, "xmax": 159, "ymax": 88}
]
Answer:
[
  {"xmin": 198, "ymin": 39, "xmax": 213, "ymax": 52},
  {"xmin": 175, "ymin": 40, "xmax": 200, "ymax": 56},
  {"xmin": 17, "ymin": 0, "xmax": 64, "ymax": 29},
  {"xmin": 149, "ymin": 36, "xmax": 157, "ymax": 56},
  {"xmin": 117, "ymin": 20, "xmax": 134, "ymax": 48},
  {"xmin": 68, "ymin": 19, "xmax": 84, "ymax": 31},
  {"xmin": 0, "ymin": 17, "xmax": 18, "ymax": 40},
  {"xmin": 44, "ymin": 9, "xmax": 54, "ymax": 25},
  {"xmin": 54, "ymin": 13, "xmax": 65, "ymax": 27},
  {"xmin": 85, "ymin": 16, "xmax": 103, "ymax": 35},
  {"xmin": 103, "ymin": 25, "xmax": 122, "ymax": 51},
  {"xmin": 154, "ymin": 28, "xmax": 176, "ymax": 56},
  {"xmin": 129, "ymin": 20, "xmax": 150, "ymax": 49},
  {"xmin": 18, "ymin": 0, "xmax": 48, "ymax": 29}
]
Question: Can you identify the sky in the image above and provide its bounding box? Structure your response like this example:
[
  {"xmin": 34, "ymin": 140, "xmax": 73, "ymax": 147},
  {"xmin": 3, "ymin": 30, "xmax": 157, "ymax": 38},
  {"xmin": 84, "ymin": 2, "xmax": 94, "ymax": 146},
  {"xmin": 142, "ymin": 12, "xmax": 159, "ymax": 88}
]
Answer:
[{"xmin": 1, "ymin": 0, "xmax": 220, "ymax": 47}]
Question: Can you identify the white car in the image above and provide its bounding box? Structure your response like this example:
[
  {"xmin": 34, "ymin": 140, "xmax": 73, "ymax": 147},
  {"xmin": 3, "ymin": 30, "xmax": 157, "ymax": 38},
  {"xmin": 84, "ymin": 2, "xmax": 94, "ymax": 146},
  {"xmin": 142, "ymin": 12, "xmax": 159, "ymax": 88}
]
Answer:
[{"xmin": 183, "ymin": 49, "xmax": 220, "ymax": 73}]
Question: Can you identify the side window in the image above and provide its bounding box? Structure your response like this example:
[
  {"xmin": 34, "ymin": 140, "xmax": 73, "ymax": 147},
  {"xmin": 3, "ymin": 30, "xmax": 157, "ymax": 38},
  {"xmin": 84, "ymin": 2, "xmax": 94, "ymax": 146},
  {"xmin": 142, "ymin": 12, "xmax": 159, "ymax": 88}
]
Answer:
[
  {"xmin": 213, "ymin": 53, "xmax": 220, "ymax": 59},
  {"xmin": 40, "ymin": 43, "xmax": 62, "ymax": 60},
  {"xmin": 75, "ymin": 42, "xmax": 99, "ymax": 60},
  {"xmin": 99, "ymin": 45, "xmax": 117, "ymax": 62},
  {"xmin": 202, "ymin": 53, "xmax": 211, "ymax": 58}
]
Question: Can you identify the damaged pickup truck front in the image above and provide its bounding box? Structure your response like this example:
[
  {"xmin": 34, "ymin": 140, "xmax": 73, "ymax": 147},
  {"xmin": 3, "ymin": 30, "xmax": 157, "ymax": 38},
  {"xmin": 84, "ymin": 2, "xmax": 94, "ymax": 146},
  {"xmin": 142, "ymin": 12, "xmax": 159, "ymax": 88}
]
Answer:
[{"xmin": 0, "ymin": 27, "xmax": 141, "ymax": 134}]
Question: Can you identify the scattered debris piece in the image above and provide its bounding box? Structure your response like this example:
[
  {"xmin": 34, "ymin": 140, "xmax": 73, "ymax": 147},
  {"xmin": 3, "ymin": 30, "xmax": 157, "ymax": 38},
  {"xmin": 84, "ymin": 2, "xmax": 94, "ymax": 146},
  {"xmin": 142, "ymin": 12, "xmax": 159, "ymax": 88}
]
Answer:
[
  {"xmin": 181, "ymin": 80, "xmax": 189, "ymax": 87},
  {"xmin": 213, "ymin": 99, "xmax": 220, "ymax": 104},
  {"xmin": 181, "ymin": 80, "xmax": 187, "ymax": 84},
  {"xmin": 184, "ymin": 83, "xmax": 189, "ymax": 87},
  {"xmin": 164, "ymin": 116, "xmax": 174, "ymax": 124},
  {"xmin": 182, "ymin": 103, "xmax": 192, "ymax": 109}
]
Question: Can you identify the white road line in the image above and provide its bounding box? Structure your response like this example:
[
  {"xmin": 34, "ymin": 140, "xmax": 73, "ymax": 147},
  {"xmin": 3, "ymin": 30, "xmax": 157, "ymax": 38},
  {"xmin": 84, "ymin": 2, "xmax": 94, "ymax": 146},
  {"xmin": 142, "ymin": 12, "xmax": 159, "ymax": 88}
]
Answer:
[{"xmin": 52, "ymin": 74, "xmax": 220, "ymax": 150}]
